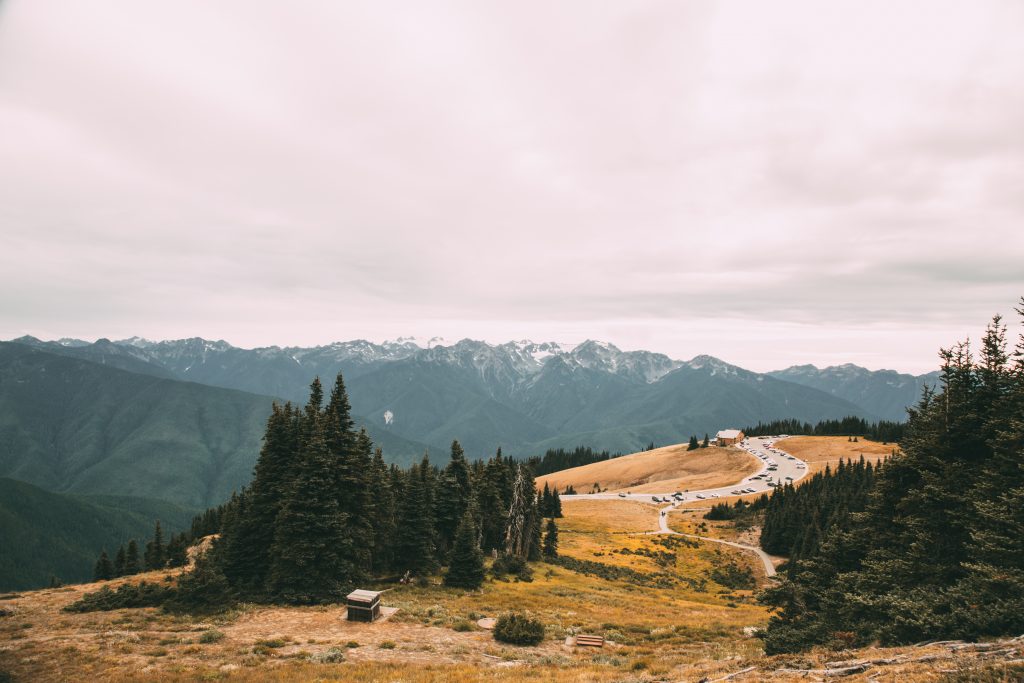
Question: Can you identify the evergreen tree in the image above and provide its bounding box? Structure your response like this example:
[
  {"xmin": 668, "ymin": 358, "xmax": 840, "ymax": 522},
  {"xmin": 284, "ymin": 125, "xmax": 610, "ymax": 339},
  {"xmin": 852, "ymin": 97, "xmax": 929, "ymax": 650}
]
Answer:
[
  {"xmin": 166, "ymin": 533, "xmax": 188, "ymax": 568},
  {"xmin": 542, "ymin": 519, "xmax": 559, "ymax": 559},
  {"xmin": 93, "ymin": 549, "xmax": 114, "ymax": 581},
  {"xmin": 325, "ymin": 375, "xmax": 373, "ymax": 579},
  {"xmin": 444, "ymin": 510, "xmax": 485, "ymax": 589},
  {"xmin": 144, "ymin": 520, "xmax": 165, "ymax": 570},
  {"xmin": 687, "ymin": 435, "xmax": 699, "ymax": 451},
  {"xmin": 393, "ymin": 463, "xmax": 439, "ymax": 575},
  {"xmin": 435, "ymin": 440, "xmax": 473, "ymax": 559},
  {"xmin": 125, "ymin": 539, "xmax": 140, "ymax": 574},
  {"xmin": 164, "ymin": 553, "xmax": 236, "ymax": 615},
  {"xmin": 221, "ymin": 402, "xmax": 299, "ymax": 596},
  {"xmin": 701, "ymin": 434, "xmax": 710, "ymax": 448},
  {"xmin": 114, "ymin": 545, "xmax": 127, "ymax": 577},
  {"xmin": 550, "ymin": 488, "xmax": 563, "ymax": 518},
  {"xmin": 368, "ymin": 447, "xmax": 397, "ymax": 574},
  {"xmin": 267, "ymin": 426, "xmax": 355, "ymax": 604},
  {"xmin": 474, "ymin": 467, "xmax": 508, "ymax": 553}
]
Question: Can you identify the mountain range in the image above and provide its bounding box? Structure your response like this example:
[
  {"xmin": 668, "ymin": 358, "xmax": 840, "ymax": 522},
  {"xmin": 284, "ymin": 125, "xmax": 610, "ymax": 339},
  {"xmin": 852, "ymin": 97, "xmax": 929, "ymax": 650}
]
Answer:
[{"xmin": 8, "ymin": 335, "xmax": 937, "ymax": 461}]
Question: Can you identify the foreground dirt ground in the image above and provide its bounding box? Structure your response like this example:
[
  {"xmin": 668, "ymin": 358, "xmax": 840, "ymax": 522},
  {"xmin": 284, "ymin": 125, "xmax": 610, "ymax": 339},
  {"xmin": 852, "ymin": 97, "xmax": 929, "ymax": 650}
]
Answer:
[{"xmin": 3, "ymin": 490, "xmax": 1022, "ymax": 681}]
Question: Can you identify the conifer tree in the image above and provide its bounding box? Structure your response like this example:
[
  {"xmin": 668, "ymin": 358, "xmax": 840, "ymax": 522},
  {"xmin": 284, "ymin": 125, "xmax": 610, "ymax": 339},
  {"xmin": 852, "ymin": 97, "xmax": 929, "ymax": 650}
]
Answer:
[
  {"xmin": 267, "ymin": 427, "xmax": 355, "ymax": 604},
  {"xmin": 368, "ymin": 447, "xmax": 397, "ymax": 574},
  {"xmin": 474, "ymin": 471, "xmax": 508, "ymax": 553},
  {"xmin": 687, "ymin": 435, "xmax": 699, "ymax": 451},
  {"xmin": 166, "ymin": 532, "xmax": 188, "ymax": 568},
  {"xmin": 393, "ymin": 463, "xmax": 438, "ymax": 575},
  {"xmin": 444, "ymin": 510, "xmax": 485, "ymax": 589},
  {"xmin": 114, "ymin": 544, "xmax": 127, "ymax": 577},
  {"xmin": 221, "ymin": 402, "xmax": 298, "ymax": 596},
  {"xmin": 550, "ymin": 488, "xmax": 563, "ymax": 518},
  {"xmin": 540, "ymin": 482, "xmax": 553, "ymax": 516},
  {"xmin": 325, "ymin": 375, "xmax": 373, "ymax": 578},
  {"xmin": 542, "ymin": 519, "xmax": 559, "ymax": 559},
  {"xmin": 125, "ymin": 539, "xmax": 140, "ymax": 574},
  {"xmin": 93, "ymin": 549, "xmax": 114, "ymax": 581},
  {"xmin": 435, "ymin": 440, "xmax": 473, "ymax": 559},
  {"xmin": 702, "ymin": 434, "xmax": 710, "ymax": 448},
  {"xmin": 144, "ymin": 521, "xmax": 165, "ymax": 570}
]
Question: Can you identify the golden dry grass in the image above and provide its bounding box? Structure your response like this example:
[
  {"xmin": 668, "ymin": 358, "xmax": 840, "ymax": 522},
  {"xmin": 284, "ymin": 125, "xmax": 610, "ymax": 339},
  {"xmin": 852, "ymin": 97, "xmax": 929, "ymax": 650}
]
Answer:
[
  {"xmin": 2, "ymin": 491, "xmax": 1017, "ymax": 682},
  {"xmin": 775, "ymin": 436, "xmax": 897, "ymax": 474},
  {"xmin": 0, "ymin": 499, "xmax": 770, "ymax": 682},
  {"xmin": 536, "ymin": 444, "xmax": 760, "ymax": 494}
]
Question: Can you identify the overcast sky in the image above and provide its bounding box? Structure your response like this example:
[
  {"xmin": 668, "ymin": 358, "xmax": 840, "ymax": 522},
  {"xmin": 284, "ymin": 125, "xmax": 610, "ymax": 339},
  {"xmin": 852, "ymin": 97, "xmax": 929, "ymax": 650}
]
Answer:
[{"xmin": 1, "ymin": 1, "xmax": 1022, "ymax": 373}]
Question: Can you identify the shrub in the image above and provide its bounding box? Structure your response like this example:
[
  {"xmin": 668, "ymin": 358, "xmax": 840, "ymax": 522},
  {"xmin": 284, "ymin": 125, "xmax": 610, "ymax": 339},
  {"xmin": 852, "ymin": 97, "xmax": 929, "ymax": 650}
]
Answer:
[
  {"xmin": 452, "ymin": 620, "xmax": 475, "ymax": 632},
  {"xmin": 63, "ymin": 582, "xmax": 171, "ymax": 613},
  {"xmin": 256, "ymin": 638, "xmax": 287, "ymax": 648},
  {"xmin": 493, "ymin": 612, "xmax": 545, "ymax": 646},
  {"xmin": 491, "ymin": 554, "xmax": 533, "ymax": 582},
  {"xmin": 344, "ymin": 641, "xmax": 359, "ymax": 648},
  {"xmin": 198, "ymin": 630, "xmax": 225, "ymax": 644},
  {"xmin": 378, "ymin": 640, "xmax": 396, "ymax": 649},
  {"xmin": 310, "ymin": 647, "xmax": 345, "ymax": 663},
  {"xmin": 708, "ymin": 561, "xmax": 756, "ymax": 590},
  {"xmin": 162, "ymin": 557, "xmax": 236, "ymax": 615}
]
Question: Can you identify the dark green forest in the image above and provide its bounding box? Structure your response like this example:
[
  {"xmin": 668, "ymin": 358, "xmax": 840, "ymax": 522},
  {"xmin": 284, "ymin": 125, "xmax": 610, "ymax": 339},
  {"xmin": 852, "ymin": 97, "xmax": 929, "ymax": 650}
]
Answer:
[
  {"xmin": 0, "ymin": 479, "xmax": 194, "ymax": 590},
  {"xmin": 759, "ymin": 307, "xmax": 1024, "ymax": 653}
]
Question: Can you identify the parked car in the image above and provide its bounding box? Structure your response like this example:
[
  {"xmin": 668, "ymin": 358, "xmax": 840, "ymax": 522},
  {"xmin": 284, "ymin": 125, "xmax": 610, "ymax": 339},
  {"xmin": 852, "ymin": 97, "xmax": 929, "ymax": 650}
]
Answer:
[{"xmin": 618, "ymin": 492, "xmax": 627, "ymax": 498}]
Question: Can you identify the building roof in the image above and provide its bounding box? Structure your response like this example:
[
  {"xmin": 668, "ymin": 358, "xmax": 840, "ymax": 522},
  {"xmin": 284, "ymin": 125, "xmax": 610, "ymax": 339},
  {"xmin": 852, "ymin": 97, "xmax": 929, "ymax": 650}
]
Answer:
[
  {"xmin": 716, "ymin": 429, "xmax": 742, "ymax": 439},
  {"xmin": 346, "ymin": 589, "xmax": 382, "ymax": 603}
]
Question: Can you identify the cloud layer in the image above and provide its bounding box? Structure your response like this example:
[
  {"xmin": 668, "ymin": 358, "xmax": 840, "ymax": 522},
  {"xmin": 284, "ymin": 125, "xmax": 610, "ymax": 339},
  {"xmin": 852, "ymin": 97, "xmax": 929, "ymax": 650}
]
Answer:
[{"xmin": 1, "ymin": 1, "xmax": 1022, "ymax": 373}]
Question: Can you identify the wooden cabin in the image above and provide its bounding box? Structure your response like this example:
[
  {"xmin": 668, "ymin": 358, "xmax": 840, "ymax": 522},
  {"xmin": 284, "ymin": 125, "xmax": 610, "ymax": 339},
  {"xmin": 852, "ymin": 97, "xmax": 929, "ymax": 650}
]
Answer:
[
  {"xmin": 715, "ymin": 429, "xmax": 744, "ymax": 446},
  {"xmin": 346, "ymin": 589, "xmax": 382, "ymax": 622}
]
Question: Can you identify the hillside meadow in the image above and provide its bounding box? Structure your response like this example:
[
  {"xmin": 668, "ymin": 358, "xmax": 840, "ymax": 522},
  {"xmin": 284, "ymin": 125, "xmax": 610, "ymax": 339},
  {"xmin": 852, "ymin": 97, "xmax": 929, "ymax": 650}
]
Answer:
[{"xmin": 535, "ymin": 444, "xmax": 759, "ymax": 494}]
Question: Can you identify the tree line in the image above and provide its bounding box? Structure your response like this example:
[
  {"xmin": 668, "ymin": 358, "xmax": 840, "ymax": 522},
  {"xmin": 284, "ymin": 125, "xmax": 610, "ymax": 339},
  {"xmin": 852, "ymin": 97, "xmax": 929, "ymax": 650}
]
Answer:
[
  {"xmin": 742, "ymin": 416, "xmax": 906, "ymax": 443},
  {"xmin": 521, "ymin": 446, "xmax": 621, "ymax": 476},
  {"xmin": 760, "ymin": 307, "xmax": 1024, "ymax": 653}
]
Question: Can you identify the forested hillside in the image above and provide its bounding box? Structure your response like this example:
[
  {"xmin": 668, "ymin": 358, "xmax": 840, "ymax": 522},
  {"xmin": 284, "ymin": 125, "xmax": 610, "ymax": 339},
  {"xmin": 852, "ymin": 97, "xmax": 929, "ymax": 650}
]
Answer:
[
  {"xmin": 0, "ymin": 478, "xmax": 194, "ymax": 590},
  {"xmin": 760, "ymin": 309, "xmax": 1024, "ymax": 653},
  {"xmin": 0, "ymin": 343, "xmax": 273, "ymax": 508}
]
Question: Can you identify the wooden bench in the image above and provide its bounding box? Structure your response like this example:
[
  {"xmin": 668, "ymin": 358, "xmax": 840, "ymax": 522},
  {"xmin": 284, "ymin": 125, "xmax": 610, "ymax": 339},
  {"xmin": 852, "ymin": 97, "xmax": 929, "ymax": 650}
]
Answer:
[{"xmin": 575, "ymin": 634, "xmax": 605, "ymax": 648}]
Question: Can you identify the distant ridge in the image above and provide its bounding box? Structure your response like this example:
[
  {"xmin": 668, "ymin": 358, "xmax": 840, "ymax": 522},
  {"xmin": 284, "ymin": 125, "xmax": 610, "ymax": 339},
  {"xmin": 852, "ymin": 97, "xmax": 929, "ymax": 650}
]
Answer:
[{"xmin": 3, "ymin": 335, "xmax": 913, "ymax": 460}]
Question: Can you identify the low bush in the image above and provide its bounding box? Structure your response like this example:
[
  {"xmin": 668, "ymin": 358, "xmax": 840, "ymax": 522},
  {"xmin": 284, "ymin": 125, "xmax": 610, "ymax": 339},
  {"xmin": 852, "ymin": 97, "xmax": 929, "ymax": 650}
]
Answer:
[
  {"xmin": 63, "ymin": 582, "xmax": 171, "ymax": 613},
  {"xmin": 310, "ymin": 647, "xmax": 345, "ymax": 663},
  {"xmin": 491, "ymin": 554, "xmax": 533, "ymax": 582},
  {"xmin": 197, "ymin": 629, "xmax": 225, "ymax": 644},
  {"xmin": 708, "ymin": 561, "xmax": 756, "ymax": 590},
  {"xmin": 493, "ymin": 612, "xmax": 545, "ymax": 646}
]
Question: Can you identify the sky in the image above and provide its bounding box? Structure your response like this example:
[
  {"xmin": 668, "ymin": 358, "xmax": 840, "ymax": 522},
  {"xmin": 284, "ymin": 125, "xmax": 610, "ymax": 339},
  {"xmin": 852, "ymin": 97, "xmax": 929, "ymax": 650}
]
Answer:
[{"xmin": 1, "ymin": 1, "xmax": 1022, "ymax": 374}]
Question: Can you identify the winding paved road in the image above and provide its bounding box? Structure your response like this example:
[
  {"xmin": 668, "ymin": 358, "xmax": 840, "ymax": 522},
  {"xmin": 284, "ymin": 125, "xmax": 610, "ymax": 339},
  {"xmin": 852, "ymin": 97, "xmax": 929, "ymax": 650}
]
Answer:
[{"xmin": 561, "ymin": 436, "xmax": 800, "ymax": 577}]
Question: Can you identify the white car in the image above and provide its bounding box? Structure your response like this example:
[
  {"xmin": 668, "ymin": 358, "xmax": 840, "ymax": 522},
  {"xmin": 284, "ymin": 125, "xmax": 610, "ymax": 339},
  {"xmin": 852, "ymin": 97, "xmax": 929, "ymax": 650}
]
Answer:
[{"xmin": 696, "ymin": 494, "xmax": 706, "ymax": 499}]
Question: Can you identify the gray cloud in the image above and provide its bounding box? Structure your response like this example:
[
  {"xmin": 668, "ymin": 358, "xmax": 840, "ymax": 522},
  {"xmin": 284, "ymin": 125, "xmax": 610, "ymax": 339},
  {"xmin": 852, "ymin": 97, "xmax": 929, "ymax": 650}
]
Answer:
[{"xmin": 0, "ymin": 0, "xmax": 1022, "ymax": 374}]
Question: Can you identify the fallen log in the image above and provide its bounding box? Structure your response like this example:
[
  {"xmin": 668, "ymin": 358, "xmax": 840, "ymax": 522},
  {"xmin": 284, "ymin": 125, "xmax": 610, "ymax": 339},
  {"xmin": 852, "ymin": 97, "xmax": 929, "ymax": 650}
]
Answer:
[
  {"xmin": 707, "ymin": 665, "xmax": 756, "ymax": 682},
  {"xmin": 773, "ymin": 663, "xmax": 870, "ymax": 677}
]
